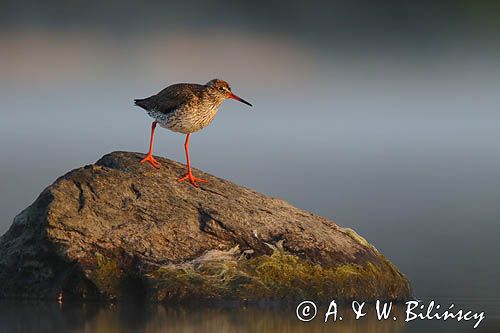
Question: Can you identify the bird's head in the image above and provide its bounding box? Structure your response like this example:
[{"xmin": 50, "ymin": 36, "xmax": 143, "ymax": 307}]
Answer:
[{"xmin": 206, "ymin": 79, "xmax": 253, "ymax": 107}]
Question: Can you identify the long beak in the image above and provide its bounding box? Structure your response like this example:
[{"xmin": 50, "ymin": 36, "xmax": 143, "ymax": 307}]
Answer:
[{"xmin": 228, "ymin": 93, "xmax": 253, "ymax": 107}]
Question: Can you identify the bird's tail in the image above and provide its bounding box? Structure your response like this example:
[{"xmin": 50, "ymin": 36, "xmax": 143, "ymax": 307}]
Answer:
[{"xmin": 134, "ymin": 98, "xmax": 149, "ymax": 110}]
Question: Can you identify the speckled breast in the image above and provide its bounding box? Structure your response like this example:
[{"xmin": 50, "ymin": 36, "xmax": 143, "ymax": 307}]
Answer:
[{"xmin": 147, "ymin": 105, "xmax": 219, "ymax": 134}]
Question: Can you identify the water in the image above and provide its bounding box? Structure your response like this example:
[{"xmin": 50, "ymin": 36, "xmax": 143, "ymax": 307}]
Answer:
[
  {"xmin": 0, "ymin": 298, "xmax": 498, "ymax": 333},
  {"xmin": 1, "ymin": 2, "xmax": 500, "ymax": 332}
]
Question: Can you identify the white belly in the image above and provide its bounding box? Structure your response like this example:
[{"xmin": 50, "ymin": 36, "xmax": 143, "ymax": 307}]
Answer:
[{"xmin": 146, "ymin": 108, "xmax": 218, "ymax": 134}]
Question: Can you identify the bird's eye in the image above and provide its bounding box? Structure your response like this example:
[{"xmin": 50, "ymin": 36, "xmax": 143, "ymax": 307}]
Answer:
[{"xmin": 219, "ymin": 87, "xmax": 225, "ymax": 91}]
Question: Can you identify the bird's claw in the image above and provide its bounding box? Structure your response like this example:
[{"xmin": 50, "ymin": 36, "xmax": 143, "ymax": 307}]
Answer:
[
  {"xmin": 140, "ymin": 154, "xmax": 161, "ymax": 169},
  {"xmin": 178, "ymin": 172, "xmax": 207, "ymax": 187}
]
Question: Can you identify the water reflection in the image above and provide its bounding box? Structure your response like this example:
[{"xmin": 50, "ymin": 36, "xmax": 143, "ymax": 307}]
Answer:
[
  {"xmin": 0, "ymin": 300, "xmax": 409, "ymax": 333},
  {"xmin": 1, "ymin": 299, "xmax": 498, "ymax": 333}
]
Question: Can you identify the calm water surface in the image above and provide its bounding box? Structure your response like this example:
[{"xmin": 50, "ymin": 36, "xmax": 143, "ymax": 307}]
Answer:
[{"xmin": 0, "ymin": 298, "xmax": 498, "ymax": 333}]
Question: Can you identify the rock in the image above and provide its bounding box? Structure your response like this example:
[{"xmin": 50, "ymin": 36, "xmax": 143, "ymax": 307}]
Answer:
[{"xmin": 0, "ymin": 151, "xmax": 411, "ymax": 302}]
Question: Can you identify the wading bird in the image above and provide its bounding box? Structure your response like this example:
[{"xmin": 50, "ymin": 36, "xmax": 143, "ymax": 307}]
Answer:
[{"xmin": 134, "ymin": 79, "xmax": 252, "ymax": 187}]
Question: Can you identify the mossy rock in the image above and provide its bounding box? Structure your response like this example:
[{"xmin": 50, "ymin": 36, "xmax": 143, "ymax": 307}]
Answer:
[
  {"xmin": 147, "ymin": 247, "xmax": 411, "ymax": 302},
  {"xmin": 0, "ymin": 151, "xmax": 412, "ymax": 302}
]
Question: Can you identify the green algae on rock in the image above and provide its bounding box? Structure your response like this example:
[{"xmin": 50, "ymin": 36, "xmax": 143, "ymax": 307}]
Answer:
[
  {"xmin": 148, "ymin": 247, "xmax": 410, "ymax": 302},
  {"xmin": 0, "ymin": 151, "xmax": 412, "ymax": 302},
  {"xmin": 93, "ymin": 253, "xmax": 125, "ymax": 298}
]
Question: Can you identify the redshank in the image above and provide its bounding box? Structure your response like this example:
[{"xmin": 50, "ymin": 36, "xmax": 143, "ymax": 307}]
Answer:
[{"xmin": 134, "ymin": 79, "xmax": 252, "ymax": 187}]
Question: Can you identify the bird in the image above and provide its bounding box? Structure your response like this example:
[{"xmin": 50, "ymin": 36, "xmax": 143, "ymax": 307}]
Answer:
[{"xmin": 134, "ymin": 79, "xmax": 252, "ymax": 187}]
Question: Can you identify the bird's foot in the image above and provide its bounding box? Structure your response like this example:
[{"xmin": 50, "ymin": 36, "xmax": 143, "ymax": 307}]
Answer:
[
  {"xmin": 178, "ymin": 172, "xmax": 207, "ymax": 187},
  {"xmin": 140, "ymin": 154, "xmax": 161, "ymax": 169}
]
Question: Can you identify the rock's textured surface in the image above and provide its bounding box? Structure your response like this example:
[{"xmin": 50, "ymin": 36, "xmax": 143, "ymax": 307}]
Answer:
[{"xmin": 0, "ymin": 152, "xmax": 411, "ymax": 302}]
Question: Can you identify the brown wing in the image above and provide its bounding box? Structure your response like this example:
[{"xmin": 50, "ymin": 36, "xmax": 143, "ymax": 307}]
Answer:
[{"xmin": 134, "ymin": 83, "xmax": 203, "ymax": 114}]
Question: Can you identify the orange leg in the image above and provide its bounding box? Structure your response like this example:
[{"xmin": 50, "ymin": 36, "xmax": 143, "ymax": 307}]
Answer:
[
  {"xmin": 178, "ymin": 133, "xmax": 207, "ymax": 187},
  {"xmin": 140, "ymin": 121, "xmax": 161, "ymax": 168}
]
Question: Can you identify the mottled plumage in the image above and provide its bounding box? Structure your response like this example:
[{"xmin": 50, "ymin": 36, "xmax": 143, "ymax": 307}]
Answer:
[
  {"xmin": 134, "ymin": 78, "xmax": 252, "ymax": 187},
  {"xmin": 135, "ymin": 79, "xmax": 249, "ymax": 134}
]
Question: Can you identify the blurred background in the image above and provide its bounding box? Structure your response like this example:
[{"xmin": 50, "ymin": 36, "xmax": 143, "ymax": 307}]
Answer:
[{"xmin": 1, "ymin": 1, "xmax": 499, "ymax": 331}]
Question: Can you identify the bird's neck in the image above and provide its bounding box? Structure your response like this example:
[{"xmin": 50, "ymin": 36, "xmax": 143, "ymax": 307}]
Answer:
[{"xmin": 202, "ymin": 90, "xmax": 225, "ymax": 109}]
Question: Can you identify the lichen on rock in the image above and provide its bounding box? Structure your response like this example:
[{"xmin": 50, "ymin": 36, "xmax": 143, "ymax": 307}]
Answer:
[
  {"xmin": 146, "ymin": 246, "xmax": 410, "ymax": 302},
  {"xmin": 93, "ymin": 253, "xmax": 124, "ymax": 297}
]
